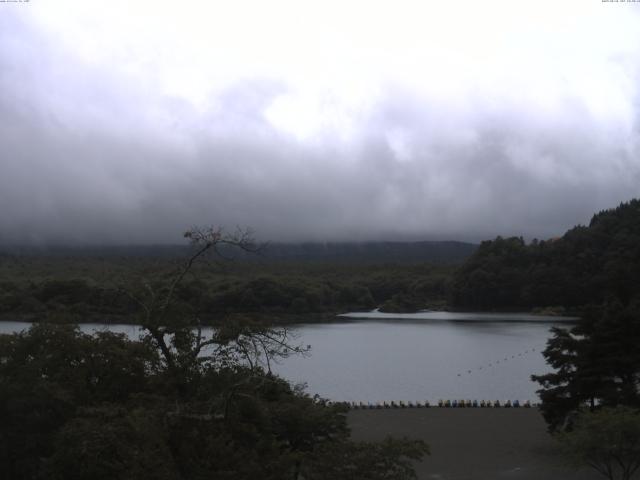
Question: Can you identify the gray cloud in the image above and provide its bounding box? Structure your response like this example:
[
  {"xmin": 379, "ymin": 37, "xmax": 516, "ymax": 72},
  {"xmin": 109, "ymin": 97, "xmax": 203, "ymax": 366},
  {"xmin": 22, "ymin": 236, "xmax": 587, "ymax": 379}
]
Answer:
[{"xmin": 1, "ymin": 9, "xmax": 640, "ymax": 245}]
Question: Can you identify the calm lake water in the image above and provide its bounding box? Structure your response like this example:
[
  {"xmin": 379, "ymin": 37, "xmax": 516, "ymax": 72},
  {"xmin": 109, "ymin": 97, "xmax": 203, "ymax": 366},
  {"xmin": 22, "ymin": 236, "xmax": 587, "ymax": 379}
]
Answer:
[{"xmin": 0, "ymin": 311, "xmax": 573, "ymax": 403}]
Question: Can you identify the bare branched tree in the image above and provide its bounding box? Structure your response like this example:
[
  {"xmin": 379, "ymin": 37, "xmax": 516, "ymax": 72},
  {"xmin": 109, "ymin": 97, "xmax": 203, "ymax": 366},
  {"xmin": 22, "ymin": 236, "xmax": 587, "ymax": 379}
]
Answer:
[{"xmin": 118, "ymin": 226, "xmax": 308, "ymax": 390}]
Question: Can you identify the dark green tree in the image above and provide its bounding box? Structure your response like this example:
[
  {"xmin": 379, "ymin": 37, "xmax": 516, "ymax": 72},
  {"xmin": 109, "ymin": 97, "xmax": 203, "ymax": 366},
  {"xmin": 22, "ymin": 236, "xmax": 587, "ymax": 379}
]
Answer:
[
  {"xmin": 0, "ymin": 324, "xmax": 157, "ymax": 480},
  {"xmin": 556, "ymin": 407, "xmax": 640, "ymax": 480},
  {"xmin": 451, "ymin": 199, "xmax": 640, "ymax": 310},
  {"xmin": 533, "ymin": 302, "xmax": 640, "ymax": 431}
]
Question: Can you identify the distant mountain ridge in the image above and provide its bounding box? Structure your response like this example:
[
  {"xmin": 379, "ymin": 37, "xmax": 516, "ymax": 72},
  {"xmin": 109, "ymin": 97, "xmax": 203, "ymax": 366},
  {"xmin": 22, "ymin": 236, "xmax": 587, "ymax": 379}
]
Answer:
[
  {"xmin": 0, "ymin": 240, "xmax": 478, "ymax": 264},
  {"xmin": 260, "ymin": 241, "xmax": 477, "ymax": 263}
]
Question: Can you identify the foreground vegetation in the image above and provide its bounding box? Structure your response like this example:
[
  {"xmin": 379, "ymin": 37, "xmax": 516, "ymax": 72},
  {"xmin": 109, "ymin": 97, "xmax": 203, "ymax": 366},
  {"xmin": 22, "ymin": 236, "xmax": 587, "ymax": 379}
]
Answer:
[
  {"xmin": 0, "ymin": 323, "xmax": 428, "ymax": 480},
  {"xmin": 557, "ymin": 407, "xmax": 640, "ymax": 480},
  {"xmin": 533, "ymin": 301, "xmax": 640, "ymax": 430},
  {"xmin": 0, "ymin": 229, "xmax": 428, "ymax": 479}
]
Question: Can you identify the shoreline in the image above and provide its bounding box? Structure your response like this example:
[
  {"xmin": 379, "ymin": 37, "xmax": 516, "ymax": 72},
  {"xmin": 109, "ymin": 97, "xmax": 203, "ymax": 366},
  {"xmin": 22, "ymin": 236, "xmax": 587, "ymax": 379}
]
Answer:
[{"xmin": 0, "ymin": 307, "xmax": 579, "ymax": 327}]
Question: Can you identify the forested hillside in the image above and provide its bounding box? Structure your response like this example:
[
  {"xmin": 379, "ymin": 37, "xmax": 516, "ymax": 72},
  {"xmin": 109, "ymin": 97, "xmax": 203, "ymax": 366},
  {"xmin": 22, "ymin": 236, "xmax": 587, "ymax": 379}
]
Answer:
[
  {"xmin": 0, "ymin": 240, "xmax": 471, "ymax": 321},
  {"xmin": 0, "ymin": 259, "xmax": 453, "ymax": 322},
  {"xmin": 451, "ymin": 199, "xmax": 640, "ymax": 310},
  {"xmin": 260, "ymin": 241, "xmax": 476, "ymax": 264}
]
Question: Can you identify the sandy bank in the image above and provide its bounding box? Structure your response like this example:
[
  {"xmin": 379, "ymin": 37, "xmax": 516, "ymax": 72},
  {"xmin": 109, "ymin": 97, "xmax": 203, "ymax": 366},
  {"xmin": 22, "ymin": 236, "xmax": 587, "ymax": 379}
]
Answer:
[{"xmin": 348, "ymin": 408, "xmax": 601, "ymax": 480}]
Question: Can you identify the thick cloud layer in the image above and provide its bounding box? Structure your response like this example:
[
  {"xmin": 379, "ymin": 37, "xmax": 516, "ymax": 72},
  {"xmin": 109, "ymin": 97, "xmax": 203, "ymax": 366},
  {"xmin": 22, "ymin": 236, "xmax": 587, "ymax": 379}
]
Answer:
[{"xmin": 1, "ymin": 2, "xmax": 640, "ymax": 244}]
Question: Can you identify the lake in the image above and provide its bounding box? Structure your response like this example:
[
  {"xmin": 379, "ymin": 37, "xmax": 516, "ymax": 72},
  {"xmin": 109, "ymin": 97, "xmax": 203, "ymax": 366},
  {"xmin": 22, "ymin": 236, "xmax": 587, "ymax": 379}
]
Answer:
[{"xmin": 0, "ymin": 311, "xmax": 572, "ymax": 403}]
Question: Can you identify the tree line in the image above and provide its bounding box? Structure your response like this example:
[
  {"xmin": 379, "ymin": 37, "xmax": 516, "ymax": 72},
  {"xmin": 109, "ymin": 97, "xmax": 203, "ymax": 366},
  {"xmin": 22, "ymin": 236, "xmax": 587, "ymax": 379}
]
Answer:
[
  {"xmin": 451, "ymin": 199, "xmax": 640, "ymax": 310},
  {"xmin": 0, "ymin": 258, "xmax": 453, "ymax": 321}
]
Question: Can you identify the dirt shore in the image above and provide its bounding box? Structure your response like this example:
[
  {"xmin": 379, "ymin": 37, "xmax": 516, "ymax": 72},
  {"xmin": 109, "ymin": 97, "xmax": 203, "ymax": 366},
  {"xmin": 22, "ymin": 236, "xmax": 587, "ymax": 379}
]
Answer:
[{"xmin": 348, "ymin": 408, "xmax": 601, "ymax": 480}]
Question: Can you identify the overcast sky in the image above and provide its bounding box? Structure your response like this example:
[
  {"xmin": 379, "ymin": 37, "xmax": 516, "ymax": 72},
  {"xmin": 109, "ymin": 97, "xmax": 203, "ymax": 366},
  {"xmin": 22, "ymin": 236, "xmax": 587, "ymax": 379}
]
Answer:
[{"xmin": 1, "ymin": 0, "xmax": 639, "ymax": 245}]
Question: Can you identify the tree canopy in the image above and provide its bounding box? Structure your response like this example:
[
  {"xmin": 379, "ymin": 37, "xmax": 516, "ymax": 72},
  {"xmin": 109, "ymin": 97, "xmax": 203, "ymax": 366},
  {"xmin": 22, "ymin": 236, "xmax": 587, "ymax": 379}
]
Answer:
[
  {"xmin": 532, "ymin": 301, "xmax": 640, "ymax": 431},
  {"xmin": 451, "ymin": 199, "xmax": 640, "ymax": 310},
  {"xmin": 0, "ymin": 227, "xmax": 428, "ymax": 479},
  {"xmin": 556, "ymin": 407, "xmax": 640, "ymax": 480}
]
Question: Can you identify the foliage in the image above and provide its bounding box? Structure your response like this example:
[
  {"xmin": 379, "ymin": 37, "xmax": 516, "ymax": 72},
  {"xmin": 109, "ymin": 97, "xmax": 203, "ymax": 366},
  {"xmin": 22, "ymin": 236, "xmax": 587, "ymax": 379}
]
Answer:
[
  {"xmin": 0, "ymin": 254, "xmax": 455, "ymax": 320},
  {"xmin": 0, "ymin": 324, "xmax": 158, "ymax": 480},
  {"xmin": 532, "ymin": 302, "xmax": 640, "ymax": 431},
  {"xmin": 451, "ymin": 199, "xmax": 640, "ymax": 310},
  {"xmin": 556, "ymin": 407, "xmax": 640, "ymax": 480},
  {"xmin": 0, "ymin": 227, "xmax": 428, "ymax": 479}
]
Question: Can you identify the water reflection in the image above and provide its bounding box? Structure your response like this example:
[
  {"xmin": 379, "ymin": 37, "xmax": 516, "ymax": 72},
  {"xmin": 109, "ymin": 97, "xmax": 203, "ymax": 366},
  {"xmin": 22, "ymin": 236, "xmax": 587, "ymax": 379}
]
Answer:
[{"xmin": 338, "ymin": 309, "xmax": 578, "ymax": 322}]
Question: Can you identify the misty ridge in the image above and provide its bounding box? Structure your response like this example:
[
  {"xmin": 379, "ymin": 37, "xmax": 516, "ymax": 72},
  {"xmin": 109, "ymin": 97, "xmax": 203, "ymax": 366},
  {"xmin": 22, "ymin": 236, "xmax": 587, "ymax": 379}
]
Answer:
[{"xmin": 0, "ymin": 241, "xmax": 477, "ymax": 264}]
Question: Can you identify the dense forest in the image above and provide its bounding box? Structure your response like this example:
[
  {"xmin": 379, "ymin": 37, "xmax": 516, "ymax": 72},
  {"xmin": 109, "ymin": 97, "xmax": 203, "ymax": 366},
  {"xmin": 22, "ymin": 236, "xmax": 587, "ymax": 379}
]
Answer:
[
  {"xmin": 451, "ymin": 199, "xmax": 640, "ymax": 311},
  {"xmin": 2, "ymin": 200, "xmax": 640, "ymax": 322},
  {"xmin": 0, "ymin": 257, "xmax": 454, "ymax": 322}
]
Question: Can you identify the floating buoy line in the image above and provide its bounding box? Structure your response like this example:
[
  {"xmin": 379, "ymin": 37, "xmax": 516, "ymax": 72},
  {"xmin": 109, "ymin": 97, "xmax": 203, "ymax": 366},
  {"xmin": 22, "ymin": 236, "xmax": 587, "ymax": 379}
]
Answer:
[
  {"xmin": 322, "ymin": 345, "xmax": 544, "ymax": 410},
  {"xmin": 455, "ymin": 346, "xmax": 540, "ymax": 377}
]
